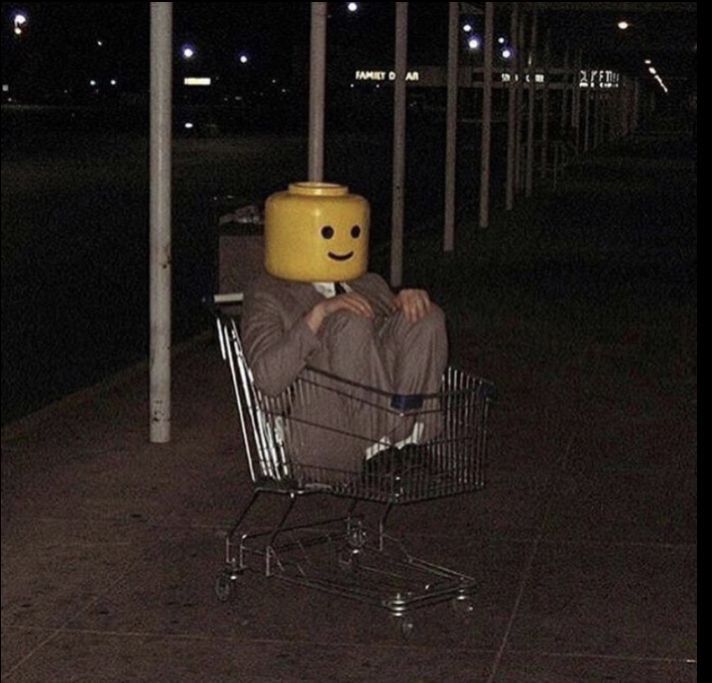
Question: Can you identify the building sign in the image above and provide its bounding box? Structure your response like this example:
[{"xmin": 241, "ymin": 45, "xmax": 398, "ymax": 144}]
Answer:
[
  {"xmin": 501, "ymin": 73, "xmax": 546, "ymax": 84},
  {"xmin": 354, "ymin": 70, "xmax": 421, "ymax": 82},
  {"xmin": 579, "ymin": 70, "xmax": 620, "ymax": 89},
  {"xmin": 184, "ymin": 77, "xmax": 212, "ymax": 87}
]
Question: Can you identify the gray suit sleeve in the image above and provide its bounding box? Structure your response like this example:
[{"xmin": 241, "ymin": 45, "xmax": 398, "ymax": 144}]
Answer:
[{"xmin": 241, "ymin": 288, "xmax": 322, "ymax": 396}]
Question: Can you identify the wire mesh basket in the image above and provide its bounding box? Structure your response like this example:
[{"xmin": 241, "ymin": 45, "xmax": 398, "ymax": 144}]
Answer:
[{"xmin": 213, "ymin": 306, "xmax": 496, "ymax": 628}]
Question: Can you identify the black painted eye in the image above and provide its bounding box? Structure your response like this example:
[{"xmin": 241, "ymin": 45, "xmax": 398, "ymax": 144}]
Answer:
[
  {"xmin": 321, "ymin": 225, "xmax": 334, "ymax": 239},
  {"xmin": 351, "ymin": 225, "xmax": 361, "ymax": 239}
]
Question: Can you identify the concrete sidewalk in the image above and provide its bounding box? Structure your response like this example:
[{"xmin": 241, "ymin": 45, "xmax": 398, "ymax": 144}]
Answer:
[{"xmin": 1, "ymin": 130, "xmax": 696, "ymax": 682}]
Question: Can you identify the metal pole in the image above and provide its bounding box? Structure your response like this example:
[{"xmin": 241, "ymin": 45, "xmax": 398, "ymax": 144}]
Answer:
[
  {"xmin": 390, "ymin": 1, "xmax": 408, "ymax": 288},
  {"xmin": 308, "ymin": 2, "xmax": 327, "ymax": 181},
  {"xmin": 622, "ymin": 77, "xmax": 631, "ymax": 137},
  {"xmin": 560, "ymin": 43, "xmax": 570, "ymax": 135},
  {"xmin": 585, "ymin": 87, "xmax": 592, "ymax": 151},
  {"xmin": 149, "ymin": 2, "xmax": 173, "ymax": 443},
  {"xmin": 613, "ymin": 78, "xmax": 623, "ymax": 139},
  {"xmin": 444, "ymin": 1, "xmax": 459, "ymax": 251},
  {"xmin": 505, "ymin": 2, "xmax": 519, "ymax": 211},
  {"xmin": 553, "ymin": 138, "xmax": 560, "ymax": 189},
  {"xmin": 632, "ymin": 79, "xmax": 641, "ymax": 132},
  {"xmin": 573, "ymin": 49, "xmax": 582, "ymax": 154},
  {"xmin": 525, "ymin": 7, "xmax": 537, "ymax": 197},
  {"xmin": 540, "ymin": 30, "xmax": 551, "ymax": 179},
  {"xmin": 514, "ymin": 11, "xmax": 526, "ymax": 193},
  {"xmin": 583, "ymin": 59, "xmax": 591, "ymax": 153},
  {"xmin": 597, "ymin": 90, "xmax": 604, "ymax": 147},
  {"xmin": 479, "ymin": 2, "xmax": 494, "ymax": 229}
]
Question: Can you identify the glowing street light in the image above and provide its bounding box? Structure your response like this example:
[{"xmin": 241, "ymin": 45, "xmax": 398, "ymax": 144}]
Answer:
[
  {"xmin": 468, "ymin": 36, "xmax": 481, "ymax": 50},
  {"xmin": 463, "ymin": 23, "xmax": 473, "ymax": 33},
  {"xmin": 644, "ymin": 59, "xmax": 652, "ymax": 65},
  {"xmin": 501, "ymin": 48, "xmax": 512, "ymax": 59},
  {"xmin": 181, "ymin": 44, "xmax": 196, "ymax": 60},
  {"xmin": 238, "ymin": 52, "xmax": 249, "ymax": 64},
  {"xmin": 648, "ymin": 67, "xmax": 657, "ymax": 75},
  {"xmin": 347, "ymin": 2, "xmax": 359, "ymax": 12},
  {"xmin": 617, "ymin": 20, "xmax": 631, "ymax": 30},
  {"xmin": 12, "ymin": 11, "xmax": 27, "ymax": 35}
]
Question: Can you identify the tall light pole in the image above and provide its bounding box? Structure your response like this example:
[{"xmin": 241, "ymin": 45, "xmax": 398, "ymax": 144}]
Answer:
[
  {"xmin": 478, "ymin": 2, "xmax": 494, "ymax": 229},
  {"xmin": 308, "ymin": 2, "xmax": 328, "ymax": 181},
  {"xmin": 390, "ymin": 1, "xmax": 408, "ymax": 288},
  {"xmin": 149, "ymin": 2, "xmax": 173, "ymax": 443}
]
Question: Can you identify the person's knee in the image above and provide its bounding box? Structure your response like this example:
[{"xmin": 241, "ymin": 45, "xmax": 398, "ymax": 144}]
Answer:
[
  {"xmin": 324, "ymin": 311, "xmax": 377, "ymax": 346},
  {"xmin": 395, "ymin": 303, "xmax": 446, "ymax": 339},
  {"xmin": 421, "ymin": 303, "xmax": 446, "ymax": 337}
]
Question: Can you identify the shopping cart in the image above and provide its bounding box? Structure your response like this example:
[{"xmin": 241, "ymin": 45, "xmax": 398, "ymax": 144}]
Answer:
[{"xmin": 212, "ymin": 295, "xmax": 496, "ymax": 633}]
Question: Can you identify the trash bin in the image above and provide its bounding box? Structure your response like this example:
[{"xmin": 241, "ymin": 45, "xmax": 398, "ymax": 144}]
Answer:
[{"xmin": 211, "ymin": 195, "xmax": 265, "ymax": 296}]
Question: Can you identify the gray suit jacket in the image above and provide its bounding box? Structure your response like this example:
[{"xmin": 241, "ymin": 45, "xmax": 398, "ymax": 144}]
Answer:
[{"xmin": 242, "ymin": 271, "xmax": 396, "ymax": 396}]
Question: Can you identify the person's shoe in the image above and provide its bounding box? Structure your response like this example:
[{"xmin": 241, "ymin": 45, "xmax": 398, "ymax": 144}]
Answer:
[{"xmin": 364, "ymin": 436, "xmax": 392, "ymax": 461}]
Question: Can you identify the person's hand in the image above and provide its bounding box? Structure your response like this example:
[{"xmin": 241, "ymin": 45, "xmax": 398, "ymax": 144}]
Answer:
[
  {"xmin": 393, "ymin": 288, "xmax": 432, "ymax": 323},
  {"xmin": 305, "ymin": 292, "xmax": 374, "ymax": 334}
]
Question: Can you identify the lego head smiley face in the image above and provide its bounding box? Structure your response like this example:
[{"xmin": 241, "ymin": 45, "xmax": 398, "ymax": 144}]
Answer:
[{"xmin": 264, "ymin": 183, "xmax": 370, "ymax": 282}]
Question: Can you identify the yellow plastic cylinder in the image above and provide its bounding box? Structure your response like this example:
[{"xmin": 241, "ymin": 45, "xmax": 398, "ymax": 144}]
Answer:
[{"xmin": 264, "ymin": 182, "xmax": 370, "ymax": 282}]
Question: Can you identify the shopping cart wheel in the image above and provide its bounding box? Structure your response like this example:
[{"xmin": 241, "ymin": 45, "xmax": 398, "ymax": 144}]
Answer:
[
  {"xmin": 337, "ymin": 547, "xmax": 360, "ymax": 572},
  {"xmin": 393, "ymin": 615, "xmax": 415, "ymax": 639},
  {"xmin": 450, "ymin": 593, "xmax": 475, "ymax": 618},
  {"xmin": 346, "ymin": 520, "xmax": 367, "ymax": 549},
  {"xmin": 215, "ymin": 572, "xmax": 236, "ymax": 602}
]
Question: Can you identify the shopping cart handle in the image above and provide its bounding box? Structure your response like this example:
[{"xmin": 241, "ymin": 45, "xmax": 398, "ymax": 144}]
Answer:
[
  {"xmin": 212, "ymin": 292, "xmax": 245, "ymax": 305},
  {"xmin": 390, "ymin": 393, "xmax": 424, "ymax": 411},
  {"xmin": 202, "ymin": 292, "xmax": 245, "ymax": 313}
]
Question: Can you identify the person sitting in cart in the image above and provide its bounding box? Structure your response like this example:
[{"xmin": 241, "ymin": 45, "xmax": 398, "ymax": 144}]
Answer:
[{"xmin": 241, "ymin": 182, "xmax": 448, "ymax": 480}]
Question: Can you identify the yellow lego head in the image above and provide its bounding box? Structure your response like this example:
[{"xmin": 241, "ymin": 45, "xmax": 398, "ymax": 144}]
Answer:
[{"xmin": 264, "ymin": 182, "xmax": 369, "ymax": 282}]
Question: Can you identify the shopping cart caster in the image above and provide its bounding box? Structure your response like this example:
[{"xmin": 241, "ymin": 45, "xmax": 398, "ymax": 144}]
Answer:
[
  {"xmin": 450, "ymin": 588, "xmax": 475, "ymax": 618},
  {"xmin": 386, "ymin": 593, "xmax": 415, "ymax": 638},
  {"xmin": 215, "ymin": 572, "xmax": 238, "ymax": 602},
  {"xmin": 337, "ymin": 547, "xmax": 360, "ymax": 572},
  {"xmin": 346, "ymin": 519, "xmax": 367, "ymax": 549},
  {"xmin": 391, "ymin": 614, "xmax": 415, "ymax": 639}
]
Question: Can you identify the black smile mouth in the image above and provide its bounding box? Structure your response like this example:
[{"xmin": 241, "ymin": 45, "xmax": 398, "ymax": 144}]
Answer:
[{"xmin": 328, "ymin": 251, "xmax": 354, "ymax": 261}]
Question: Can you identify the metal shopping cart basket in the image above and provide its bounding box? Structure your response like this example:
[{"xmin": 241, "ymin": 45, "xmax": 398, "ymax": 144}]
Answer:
[{"xmin": 212, "ymin": 294, "xmax": 496, "ymax": 632}]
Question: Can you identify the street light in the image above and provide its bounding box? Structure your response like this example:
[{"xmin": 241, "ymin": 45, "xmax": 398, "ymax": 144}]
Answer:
[
  {"xmin": 181, "ymin": 44, "xmax": 196, "ymax": 60},
  {"xmin": 347, "ymin": 2, "xmax": 359, "ymax": 12},
  {"xmin": 617, "ymin": 20, "xmax": 631, "ymax": 30},
  {"xmin": 468, "ymin": 36, "xmax": 481, "ymax": 50},
  {"xmin": 12, "ymin": 11, "xmax": 28, "ymax": 36}
]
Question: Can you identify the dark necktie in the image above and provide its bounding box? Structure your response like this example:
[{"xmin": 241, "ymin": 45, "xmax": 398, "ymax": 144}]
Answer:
[{"xmin": 334, "ymin": 282, "xmax": 347, "ymax": 295}]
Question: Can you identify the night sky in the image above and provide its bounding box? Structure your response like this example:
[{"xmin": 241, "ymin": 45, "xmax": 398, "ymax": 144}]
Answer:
[
  {"xmin": 2, "ymin": 3, "xmax": 450, "ymax": 96},
  {"xmin": 1, "ymin": 3, "xmax": 697, "ymax": 102}
]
